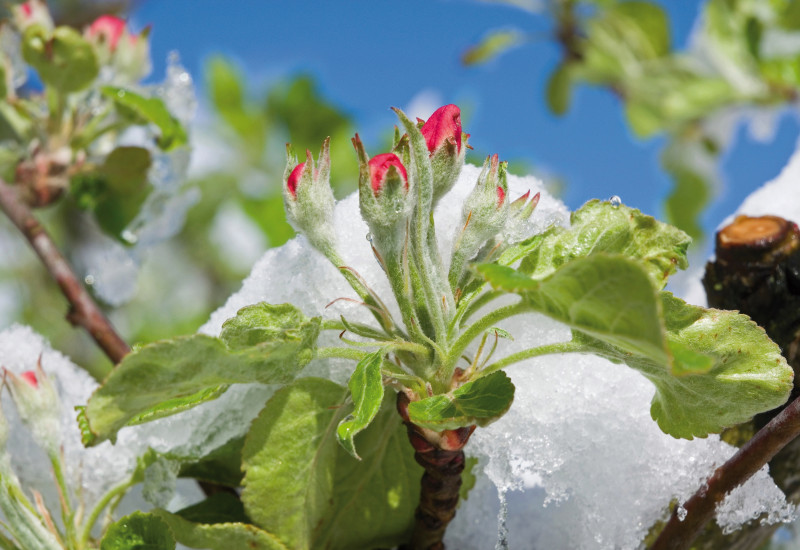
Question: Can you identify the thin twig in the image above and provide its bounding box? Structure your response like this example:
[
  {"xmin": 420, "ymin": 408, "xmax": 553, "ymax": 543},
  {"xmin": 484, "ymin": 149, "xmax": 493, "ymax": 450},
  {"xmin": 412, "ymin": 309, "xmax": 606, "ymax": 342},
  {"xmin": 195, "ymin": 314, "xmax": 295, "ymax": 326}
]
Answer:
[
  {"xmin": 0, "ymin": 178, "xmax": 130, "ymax": 364},
  {"xmin": 650, "ymin": 395, "xmax": 800, "ymax": 550}
]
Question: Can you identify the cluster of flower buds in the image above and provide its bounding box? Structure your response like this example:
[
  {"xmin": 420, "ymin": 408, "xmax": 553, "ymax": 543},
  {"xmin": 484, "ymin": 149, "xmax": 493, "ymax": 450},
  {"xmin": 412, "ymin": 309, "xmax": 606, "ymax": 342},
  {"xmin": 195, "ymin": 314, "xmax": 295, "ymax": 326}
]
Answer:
[
  {"xmin": 84, "ymin": 14, "xmax": 151, "ymax": 82},
  {"xmin": 282, "ymin": 103, "xmax": 538, "ymax": 338}
]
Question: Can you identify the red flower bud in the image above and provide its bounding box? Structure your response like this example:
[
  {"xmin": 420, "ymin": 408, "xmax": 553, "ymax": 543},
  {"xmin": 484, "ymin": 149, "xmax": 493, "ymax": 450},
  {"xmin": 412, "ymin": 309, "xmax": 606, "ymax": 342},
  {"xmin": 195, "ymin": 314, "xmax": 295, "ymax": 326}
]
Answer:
[
  {"xmin": 20, "ymin": 371, "xmax": 38, "ymax": 388},
  {"xmin": 367, "ymin": 153, "xmax": 407, "ymax": 195},
  {"xmin": 20, "ymin": 3, "xmax": 32, "ymax": 17},
  {"xmin": 496, "ymin": 185, "xmax": 506, "ymax": 208},
  {"xmin": 287, "ymin": 161, "xmax": 306, "ymax": 199},
  {"xmin": 421, "ymin": 104, "xmax": 462, "ymax": 154},
  {"xmin": 87, "ymin": 15, "xmax": 127, "ymax": 51}
]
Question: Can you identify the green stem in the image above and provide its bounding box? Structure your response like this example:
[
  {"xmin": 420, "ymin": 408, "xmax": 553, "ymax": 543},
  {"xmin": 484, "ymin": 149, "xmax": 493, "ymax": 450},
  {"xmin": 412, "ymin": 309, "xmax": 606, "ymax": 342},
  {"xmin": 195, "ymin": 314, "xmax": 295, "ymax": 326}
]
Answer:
[
  {"xmin": 448, "ymin": 289, "xmax": 502, "ymax": 340},
  {"xmin": 479, "ymin": 341, "xmax": 587, "ymax": 377},
  {"xmin": 316, "ymin": 347, "xmax": 368, "ymax": 362},
  {"xmin": 445, "ymin": 300, "xmax": 531, "ymax": 378},
  {"xmin": 49, "ymin": 454, "xmax": 76, "ymax": 550},
  {"xmin": 78, "ymin": 477, "xmax": 135, "ymax": 549}
]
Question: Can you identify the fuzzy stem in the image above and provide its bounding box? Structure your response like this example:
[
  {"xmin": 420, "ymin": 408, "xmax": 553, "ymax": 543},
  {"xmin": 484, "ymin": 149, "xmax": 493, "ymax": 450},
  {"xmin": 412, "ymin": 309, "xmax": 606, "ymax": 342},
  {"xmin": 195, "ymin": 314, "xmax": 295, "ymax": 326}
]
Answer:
[
  {"xmin": 78, "ymin": 477, "xmax": 135, "ymax": 549},
  {"xmin": 0, "ymin": 178, "xmax": 130, "ymax": 365},
  {"xmin": 315, "ymin": 346, "xmax": 367, "ymax": 362},
  {"xmin": 479, "ymin": 340, "xmax": 588, "ymax": 376},
  {"xmin": 444, "ymin": 300, "xmax": 530, "ymax": 380},
  {"xmin": 650, "ymin": 393, "xmax": 800, "ymax": 550}
]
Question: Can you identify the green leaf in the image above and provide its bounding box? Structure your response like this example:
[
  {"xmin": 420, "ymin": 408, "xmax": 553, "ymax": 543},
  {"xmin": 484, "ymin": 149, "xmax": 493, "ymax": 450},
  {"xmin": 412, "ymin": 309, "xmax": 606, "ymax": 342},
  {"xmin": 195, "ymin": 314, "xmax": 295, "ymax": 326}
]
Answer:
[
  {"xmin": 205, "ymin": 55, "xmax": 266, "ymax": 151},
  {"xmin": 461, "ymin": 28, "xmax": 524, "ymax": 66},
  {"xmin": 22, "ymin": 25, "xmax": 98, "ymax": 93},
  {"xmin": 577, "ymin": 292, "xmax": 793, "ymax": 439},
  {"xmin": 407, "ymin": 371, "xmax": 515, "ymax": 431},
  {"xmin": 178, "ymin": 435, "xmax": 245, "ymax": 487},
  {"xmin": 84, "ymin": 303, "xmax": 321, "ymax": 445},
  {"xmin": 662, "ymin": 141, "xmax": 714, "ymax": 241},
  {"xmin": 151, "ymin": 510, "xmax": 286, "ymax": 550},
  {"xmin": 241, "ymin": 378, "xmax": 421, "ymax": 550},
  {"xmin": 336, "ymin": 350, "xmax": 385, "ymax": 459},
  {"xmin": 75, "ymin": 146, "xmax": 152, "ymax": 240},
  {"xmin": 517, "ymin": 199, "xmax": 690, "ymax": 288},
  {"xmin": 613, "ymin": 1, "xmax": 670, "ymax": 57},
  {"xmin": 101, "ymin": 86, "xmax": 187, "ymax": 151},
  {"xmin": 546, "ymin": 63, "xmax": 573, "ymax": 116},
  {"xmin": 174, "ymin": 493, "xmax": 249, "ymax": 525},
  {"xmin": 481, "ymin": 255, "xmax": 668, "ymax": 361},
  {"xmin": 100, "ymin": 512, "xmax": 175, "ymax": 550}
]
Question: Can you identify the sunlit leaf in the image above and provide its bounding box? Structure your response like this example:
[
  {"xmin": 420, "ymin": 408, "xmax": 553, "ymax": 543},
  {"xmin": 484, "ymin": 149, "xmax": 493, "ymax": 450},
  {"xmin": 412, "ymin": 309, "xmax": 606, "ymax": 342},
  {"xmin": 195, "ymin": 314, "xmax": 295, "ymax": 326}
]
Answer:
[
  {"xmin": 336, "ymin": 350, "xmax": 385, "ymax": 459},
  {"xmin": 101, "ymin": 86, "xmax": 187, "ymax": 150},
  {"xmin": 242, "ymin": 378, "xmax": 421, "ymax": 550},
  {"xmin": 100, "ymin": 512, "xmax": 175, "ymax": 550},
  {"xmin": 407, "ymin": 371, "xmax": 515, "ymax": 431}
]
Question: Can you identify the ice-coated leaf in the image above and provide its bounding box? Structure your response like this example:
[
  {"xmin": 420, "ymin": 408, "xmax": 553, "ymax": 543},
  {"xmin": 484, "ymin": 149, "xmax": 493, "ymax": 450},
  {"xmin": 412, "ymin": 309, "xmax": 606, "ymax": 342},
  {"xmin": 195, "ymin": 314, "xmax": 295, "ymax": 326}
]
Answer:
[
  {"xmin": 151, "ymin": 509, "xmax": 286, "ymax": 550},
  {"xmin": 462, "ymin": 28, "xmax": 524, "ymax": 66},
  {"xmin": 576, "ymin": 292, "xmax": 794, "ymax": 439},
  {"xmin": 22, "ymin": 25, "xmax": 98, "ymax": 92},
  {"xmin": 480, "ymin": 255, "xmax": 669, "ymax": 362},
  {"xmin": 518, "ymin": 199, "xmax": 690, "ymax": 288},
  {"xmin": 241, "ymin": 378, "xmax": 421, "ymax": 550},
  {"xmin": 100, "ymin": 511, "xmax": 175, "ymax": 550},
  {"xmin": 336, "ymin": 350, "xmax": 385, "ymax": 459},
  {"xmin": 407, "ymin": 371, "xmax": 515, "ymax": 431},
  {"xmin": 101, "ymin": 86, "xmax": 187, "ymax": 150},
  {"xmin": 84, "ymin": 303, "xmax": 321, "ymax": 445}
]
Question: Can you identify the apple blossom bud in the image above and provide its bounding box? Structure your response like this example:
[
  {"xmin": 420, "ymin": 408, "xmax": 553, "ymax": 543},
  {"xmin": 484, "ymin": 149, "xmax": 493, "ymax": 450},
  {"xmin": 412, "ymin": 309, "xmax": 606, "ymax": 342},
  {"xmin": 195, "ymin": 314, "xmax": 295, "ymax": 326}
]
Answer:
[
  {"xmin": 12, "ymin": 0, "xmax": 53, "ymax": 32},
  {"xmin": 353, "ymin": 135, "xmax": 414, "ymax": 265},
  {"xmin": 282, "ymin": 138, "xmax": 338, "ymax": 258},
  {"xmin": 85, "ymin": 15, "xmax": 151, "ymax": 82},
  {"xmin": 4, "ymin": 361, "xmax": 61, "ymax": 455},
  {"xmin": 368, "ymin": 153, "xmax": 408, "ymax": 196},
  {"xmin": 449, "ymin": 154, "xmax": 510, "ymax": 290},
  {"xmin": 420, "ymin": 104, "xmax": 468, "ymax": 205}
]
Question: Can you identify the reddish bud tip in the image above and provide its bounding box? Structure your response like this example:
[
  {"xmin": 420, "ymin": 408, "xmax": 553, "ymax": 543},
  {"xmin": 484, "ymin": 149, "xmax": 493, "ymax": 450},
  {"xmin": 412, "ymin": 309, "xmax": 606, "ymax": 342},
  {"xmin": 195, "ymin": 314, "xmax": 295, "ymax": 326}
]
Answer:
[
  {"xmin": 21, "ymin": 3, "xmax": 32, "ymax": 16},
  {"xmin": 440, "ymin": 425, "xmax": 476, "ymax": 451},
  {"xmin": 287, "ymin": 162, "xmax": 305, "ymax": 199},
  {"xmin": 20, "ymin": 371, "xmax": 38, "ymax": 388},
  {"xmin": 421, "ymin": 104, "xmax": 462, "ymax": 154},
  {"xmin": 531, "ymin": 191, "xmax": 541, "ymax": 208},
  {"xmin": 497, "ymin": 186, "xmax": 506, "ymax": 208},
  {"xmin": 368, "ymin": 153, "xmax": 408, "ymax": 195},
  {"xmin": 88, "ymin": 15, "xmax": 127, "ymax": 50}
]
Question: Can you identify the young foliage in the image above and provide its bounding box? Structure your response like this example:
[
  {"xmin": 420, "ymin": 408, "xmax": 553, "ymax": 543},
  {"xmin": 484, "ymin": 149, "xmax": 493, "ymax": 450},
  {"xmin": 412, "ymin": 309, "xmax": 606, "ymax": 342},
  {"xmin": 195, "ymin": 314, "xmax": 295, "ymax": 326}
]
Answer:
[
  {"xmin": 241, "ymin": 378, "xmax": 421, "ymax": 550},
  {"xmin": 100, "ymin": 512, "xmax": 175, "ymax": 550},
  {"xmin": 82, "ymin": 303, "xmax": 320, "ymax": 444}
]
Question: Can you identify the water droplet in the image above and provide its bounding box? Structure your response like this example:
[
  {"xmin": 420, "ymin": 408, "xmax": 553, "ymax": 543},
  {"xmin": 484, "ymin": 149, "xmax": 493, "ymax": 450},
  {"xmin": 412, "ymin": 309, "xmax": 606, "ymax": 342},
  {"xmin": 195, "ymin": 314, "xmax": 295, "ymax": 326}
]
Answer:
[
  {"xmin": 116, "ymin": 90, "xmax": 126, "ymax": 98},
  {"xmin": 365, "ymin": 232, "xmax": 373, "ymax": 243},
  {"xmin": 677, "ymin": 504, "xmax": 687, "ymax": 521},
  {"xmin": 121, "ymin": 230, "xmax": 138, "ymax": 244},
  {"xmin": 609, "ymin": 195, "xmax": 622, "ymax": 208},
  {"xmin": 84, "ymin": 275, "xmax": 95, "ymax": 285}
]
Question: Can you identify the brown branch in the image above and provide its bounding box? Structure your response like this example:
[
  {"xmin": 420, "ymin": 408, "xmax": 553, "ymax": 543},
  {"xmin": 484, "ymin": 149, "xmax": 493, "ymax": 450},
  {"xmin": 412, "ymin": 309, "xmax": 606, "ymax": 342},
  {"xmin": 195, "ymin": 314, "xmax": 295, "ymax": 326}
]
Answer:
[
  {"xmin": 650, "ymin": 394, "xmax": 800, "ymax": 550},
  {"xmin": 0, "ymin": 178, "xmax": 130, "ymax": 365}
]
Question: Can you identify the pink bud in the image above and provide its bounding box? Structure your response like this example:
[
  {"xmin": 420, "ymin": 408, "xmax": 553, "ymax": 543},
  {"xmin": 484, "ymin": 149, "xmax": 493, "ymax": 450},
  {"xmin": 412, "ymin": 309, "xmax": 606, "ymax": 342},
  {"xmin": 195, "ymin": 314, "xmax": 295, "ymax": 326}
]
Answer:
[
  {"xmin": 367, "ymin": 153, "xmax": 407, "ymax": 195},
  {"xmin": 287, "ymin": 162, "xmax": 305, "ymax": 199},
  {"xmin": 420, "ymin": 104, "xmax": 462, "ymax": 154},
  {"xmin": 496, "ymin": 186, "xmax": 505, "ymax": 208},
  {"xmin": 20, "ymin": 2, "xmax": 32, "ymax": 17},
  {"xmin": 87, "ymin": 15, "xmax": 127, "ymax": 51},
  {"xmin": 20, "ymin": 371, "xmax": 38, "ymax": 388}
]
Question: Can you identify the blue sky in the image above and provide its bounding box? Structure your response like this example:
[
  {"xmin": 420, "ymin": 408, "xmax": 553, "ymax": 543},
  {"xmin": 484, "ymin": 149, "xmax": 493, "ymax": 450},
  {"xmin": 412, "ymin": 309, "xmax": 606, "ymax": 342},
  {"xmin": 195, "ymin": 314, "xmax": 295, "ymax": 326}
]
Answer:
[{"xmin": 132, "ymin": 0, "xmax": 799, "ymax": 247}]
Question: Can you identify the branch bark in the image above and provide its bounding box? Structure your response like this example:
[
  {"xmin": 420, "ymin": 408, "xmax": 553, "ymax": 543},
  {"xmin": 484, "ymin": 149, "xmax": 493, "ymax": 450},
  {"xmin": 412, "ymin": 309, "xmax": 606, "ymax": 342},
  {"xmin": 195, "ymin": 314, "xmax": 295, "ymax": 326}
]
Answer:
[
  {"xmin": 0, "ymin": 178, "xmax": 130, "ymax": 364},
  {"xmin": 650, "ymin": 394, "xmax": 800, "ymax": 550}
]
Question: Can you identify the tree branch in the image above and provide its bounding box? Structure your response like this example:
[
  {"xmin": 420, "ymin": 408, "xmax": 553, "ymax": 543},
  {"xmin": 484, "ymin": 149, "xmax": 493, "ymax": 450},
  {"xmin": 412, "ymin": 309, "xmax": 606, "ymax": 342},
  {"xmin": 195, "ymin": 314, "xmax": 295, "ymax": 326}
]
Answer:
[
  {"xmin": 650, "ymin": 394, "xmax": 800, "ymax": 550},
  {"xmin": 0, "ymin": 178, "xmax": 130, "ymax": 365}
]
